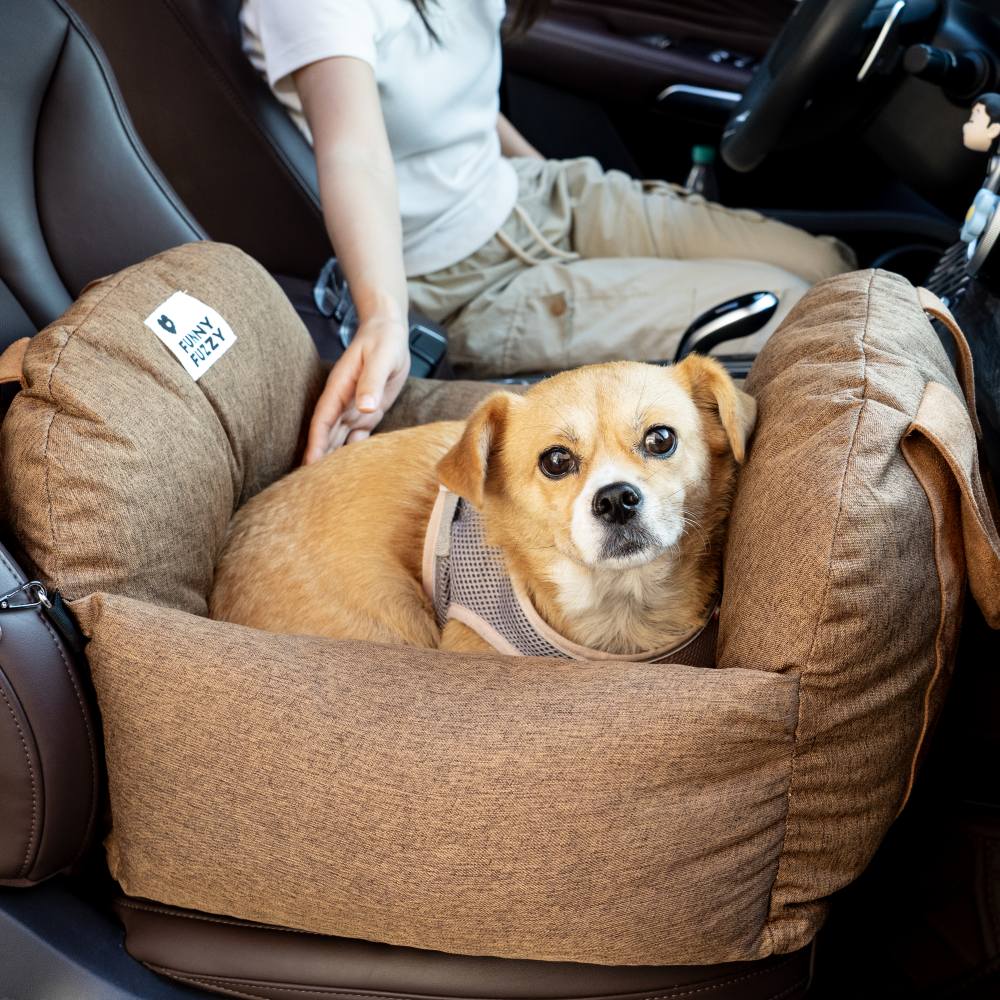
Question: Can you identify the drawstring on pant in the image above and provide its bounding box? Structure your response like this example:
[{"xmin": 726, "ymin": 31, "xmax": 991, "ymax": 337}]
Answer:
[{"xmin": 495, "ymin": 204, "xmax": 580, "ymax": 267}]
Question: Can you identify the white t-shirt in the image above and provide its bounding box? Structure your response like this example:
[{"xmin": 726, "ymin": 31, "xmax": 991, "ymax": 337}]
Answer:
[{"xmin": 241, "ymin": 0, "xmax": 519, "ymax": 277}]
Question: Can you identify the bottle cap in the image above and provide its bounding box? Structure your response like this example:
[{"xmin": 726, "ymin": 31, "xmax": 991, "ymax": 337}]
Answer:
[{"xmin": 692, "ymin": 145, "xmax": 716, "ymax": 165}]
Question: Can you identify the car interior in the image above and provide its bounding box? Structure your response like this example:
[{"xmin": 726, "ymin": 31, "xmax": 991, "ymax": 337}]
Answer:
[{"xmin": 1, "ymin": 0, "xmax": 1000, "ymax": 998}]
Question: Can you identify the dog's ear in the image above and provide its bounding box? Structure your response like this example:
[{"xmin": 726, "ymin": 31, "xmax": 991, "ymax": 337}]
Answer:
[
  {"xmin": 673, "ymin": 354, "xmax": 757, "ymax": 463},
  {"xmin": 437, "ymin": 391, "xmax": 520, "ymax": 507}
]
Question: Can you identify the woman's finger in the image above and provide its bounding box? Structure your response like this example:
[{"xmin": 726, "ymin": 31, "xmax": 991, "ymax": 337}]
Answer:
[
  {"xmin": 355, "ymin": 337, "xmax": 403, "ymax": 413},
  {"xmin": 304, "ymin": 351, "xmax": 362, "ymax": 464}
]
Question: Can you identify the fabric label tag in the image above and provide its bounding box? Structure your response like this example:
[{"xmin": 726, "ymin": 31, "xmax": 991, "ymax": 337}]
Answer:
[{"xmin": 143, "ymin": 291, "xmax": 236, "ymax": 381}]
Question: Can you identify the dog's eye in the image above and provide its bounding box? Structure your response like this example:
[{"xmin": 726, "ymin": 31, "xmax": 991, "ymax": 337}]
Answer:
[
  {"xmin": 539, "ymin": 447, "xmax": 578, "ymax": 479},
  {"xmin": 643, "ymin": 426, "xmax": 677, "ymax": 457}
]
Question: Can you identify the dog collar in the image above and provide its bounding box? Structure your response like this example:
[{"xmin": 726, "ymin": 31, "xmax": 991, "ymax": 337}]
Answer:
[{"xmin": 421, "ymin": 486, "xmax": 719, "ymax": 665}]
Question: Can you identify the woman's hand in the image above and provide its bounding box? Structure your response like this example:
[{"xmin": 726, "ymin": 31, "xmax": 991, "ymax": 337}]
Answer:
[{"xmin": 304, "ymin": 316, "xmax": 410, "ymax": 463}]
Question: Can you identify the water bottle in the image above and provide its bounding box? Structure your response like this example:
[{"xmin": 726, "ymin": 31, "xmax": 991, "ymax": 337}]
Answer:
[{"xmin": 685, "ymin": 145, "xmax": 719, "ymax": 202}]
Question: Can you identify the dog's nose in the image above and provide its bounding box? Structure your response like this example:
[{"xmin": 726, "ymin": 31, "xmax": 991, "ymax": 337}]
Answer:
[{"xmin": 592, "ymin": 482, "xmax": 643, "ymax": 525}]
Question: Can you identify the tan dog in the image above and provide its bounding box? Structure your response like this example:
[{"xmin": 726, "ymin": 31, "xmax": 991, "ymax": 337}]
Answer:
[{"xmin": 210, "ymin": 358, "xmax": 756, "ymax": 657}]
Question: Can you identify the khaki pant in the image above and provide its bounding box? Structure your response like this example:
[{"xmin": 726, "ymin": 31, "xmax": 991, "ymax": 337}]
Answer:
[{"xmin": 408, "ymin": 157, "xmax": 855, "ymax": 377}]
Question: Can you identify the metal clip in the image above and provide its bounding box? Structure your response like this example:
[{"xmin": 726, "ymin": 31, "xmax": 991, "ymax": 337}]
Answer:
[{"xmin": 0, "ymin": 580, "xmax": 53, "ymax": 612}]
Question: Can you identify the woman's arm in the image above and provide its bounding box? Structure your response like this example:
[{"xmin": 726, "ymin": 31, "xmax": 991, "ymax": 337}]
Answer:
[
  {"xmin": 295, "ymin": 56, "xmax": 411, "ymax": 463},
  {"xmin": 497, "ymin": 112, "xmax": 543, "ymax": 159}
]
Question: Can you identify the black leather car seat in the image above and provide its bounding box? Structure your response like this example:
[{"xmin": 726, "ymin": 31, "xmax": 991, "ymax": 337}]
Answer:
[
  {"xmin": 0, "ymin": 0, "xmax": 204, "ymax": 348},
  {"xmin": 70, "ymin": 0, "xmax": 329, "ymax": 281},
  {"xmin": 0, "ymin": 1, "xmax": 812, "ymax": 996}
]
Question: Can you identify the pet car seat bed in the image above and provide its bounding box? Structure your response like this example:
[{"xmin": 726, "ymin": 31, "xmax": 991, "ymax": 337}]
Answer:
[{"xmin": 1, "ymin": 242, "xmax": 998, "ymax": 996}]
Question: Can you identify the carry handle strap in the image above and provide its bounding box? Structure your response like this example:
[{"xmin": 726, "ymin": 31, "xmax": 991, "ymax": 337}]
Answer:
[
  {"xmin": 902, "ymin": 376, "xmax": 1000, "ymax": 626},
  {"xmin": 0, "ymin": 338, "xmax": 28, "ymax": 388},
  {"xmin": 916, "ymin": 287, "xmax": 982, "ymax": 438}
]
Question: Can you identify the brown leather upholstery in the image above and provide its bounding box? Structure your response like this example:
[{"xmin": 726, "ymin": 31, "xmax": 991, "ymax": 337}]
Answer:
[
  {"xmin": 115, "ymin": 899, "xmax": 813, "ymax": 1000},
  {"xmin": 0, "ymin": 540, "xmax": 98, "ymax": 886}
]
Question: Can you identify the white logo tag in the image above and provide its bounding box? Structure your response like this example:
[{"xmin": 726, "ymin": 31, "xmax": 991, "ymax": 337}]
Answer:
[{"xmin": 143, "ymin": 291, "xmax": 237, "ymax": 381}]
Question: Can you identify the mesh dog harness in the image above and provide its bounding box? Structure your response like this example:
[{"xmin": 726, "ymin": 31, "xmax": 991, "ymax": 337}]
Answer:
[{"xmin": 422, "ymin": 486, "xmax": 718, "ymax": 665}]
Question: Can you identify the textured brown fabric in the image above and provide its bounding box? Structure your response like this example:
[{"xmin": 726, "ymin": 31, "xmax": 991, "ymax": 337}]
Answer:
[
  {"xmin": 906, "ymin": 385, "xmax": 1000, "ymax": 628},
  {"xmin": 908, "ymin": 293, "xmax": 1000, "ymax": 626},
  {"xmin": 0, "ymin": 243, "xmax": 324, "ymax": 615},
  {"xmin": 718, "ymin": 269, "xmax": 995, "ymax": 956},
  {"xmin": 73, "ymin": 591, "xmax": 799, "ymax": 966}
]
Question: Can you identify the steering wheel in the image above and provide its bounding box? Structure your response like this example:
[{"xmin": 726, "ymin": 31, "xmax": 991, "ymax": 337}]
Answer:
[{"xmin": 721, "ymin": 0, "xmax": 886, "ymax": 173}]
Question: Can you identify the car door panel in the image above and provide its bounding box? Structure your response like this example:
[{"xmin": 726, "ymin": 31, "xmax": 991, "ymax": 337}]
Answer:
[
  {"xmin": 541, "ymin": 0, "xmax": 795, "ymax": 55},
  {"xmin": 505, "ymin": 0, "xmax": 795, "ymax": 104},
  {"xmin": 505, "ymin": 14, "xmax": 749, "ymax": 105}
]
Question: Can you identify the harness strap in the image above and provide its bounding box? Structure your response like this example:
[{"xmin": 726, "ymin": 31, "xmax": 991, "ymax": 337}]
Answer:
[{"xmin": 423, "ymin": 486, "xmax": 719, "ymax": 665}]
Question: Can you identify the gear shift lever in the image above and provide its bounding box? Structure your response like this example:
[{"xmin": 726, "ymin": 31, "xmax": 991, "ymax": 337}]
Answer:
[
  {"xmin": 495, "ymin": 290, "xmax": 780, "ymax": 385},
  {"xmin": 672, "ymin": 291, "xmax": 779, "ymax": 362}
]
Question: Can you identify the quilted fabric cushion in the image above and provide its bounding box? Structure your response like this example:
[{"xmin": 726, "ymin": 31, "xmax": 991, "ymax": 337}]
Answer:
[{"xmin": 0, "ymin": 242, "xmax": 324, "ymax": 615}]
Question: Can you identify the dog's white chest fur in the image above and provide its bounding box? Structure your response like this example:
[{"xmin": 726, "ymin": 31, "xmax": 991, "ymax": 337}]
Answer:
[{"xmin": 544, "ymin": 554, "xmax": 693, "ymax": 654}]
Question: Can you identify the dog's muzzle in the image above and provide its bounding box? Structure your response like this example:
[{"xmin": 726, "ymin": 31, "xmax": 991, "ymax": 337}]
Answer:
[{"xmin": 593, "ymin": 482, "xmax": 656, "ymax": 560}]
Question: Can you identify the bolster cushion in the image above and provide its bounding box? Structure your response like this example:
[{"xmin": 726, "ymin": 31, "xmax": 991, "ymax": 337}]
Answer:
[
  {"xmin": 73, "ymin": 590, "xmax": 798, "ymax": 966},
  {"xmin": 719, "ymin": 269, "xmax": 994, "ymax": 953},
  {"xmin": 0, "ymin": 242, "xmax": 324, "ymax": 615}
]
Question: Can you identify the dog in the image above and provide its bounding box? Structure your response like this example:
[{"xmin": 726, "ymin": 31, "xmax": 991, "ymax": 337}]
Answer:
[{"xmin": 210, "ymin": 357, "xmax": 756, "ymax": 659}]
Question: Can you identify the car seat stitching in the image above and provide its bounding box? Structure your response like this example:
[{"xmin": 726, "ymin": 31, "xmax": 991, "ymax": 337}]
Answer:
[
  {"xmin": 151, "ymin": 955, "xmax": 804, "ymax": 1000},
  {"xmin": 26, "ymin": 21, "xmax": 73, "ymax": 323},
  {"xmin": 759, "ymin": 268, "xmax": 875, "ymax": 950},
  {"xmin": 0, "ymin": 680, "xmax": 39, "ymax": 878},
  {"xmin": 0, "ymin": 545, "xmax": 100, "ymax": 870},
  {"xmin": 762, "ymin": 977, "xmax": 810, "ymax": 1000},
  {"xmin": 154, "ymin": 971, "xmax": 265, "ymax": 1000}
]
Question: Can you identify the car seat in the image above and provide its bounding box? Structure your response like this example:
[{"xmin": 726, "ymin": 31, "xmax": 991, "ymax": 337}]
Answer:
[
  {"xmin": 69, "ymin": 0, "xmax": 330, "ymax": 281},
  {"xmin": 0, "ymin": 1, "xmax": 813, "ymax": 997},
  {"xmin": 0, "ymin": 0, "xmax": 203, "ymax": 348}
]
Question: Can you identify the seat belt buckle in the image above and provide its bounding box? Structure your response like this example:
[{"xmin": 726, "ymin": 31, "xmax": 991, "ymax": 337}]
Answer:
[{"xmin": 312, "ymin": 257, "xmax": 450, "ymax": 377}]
